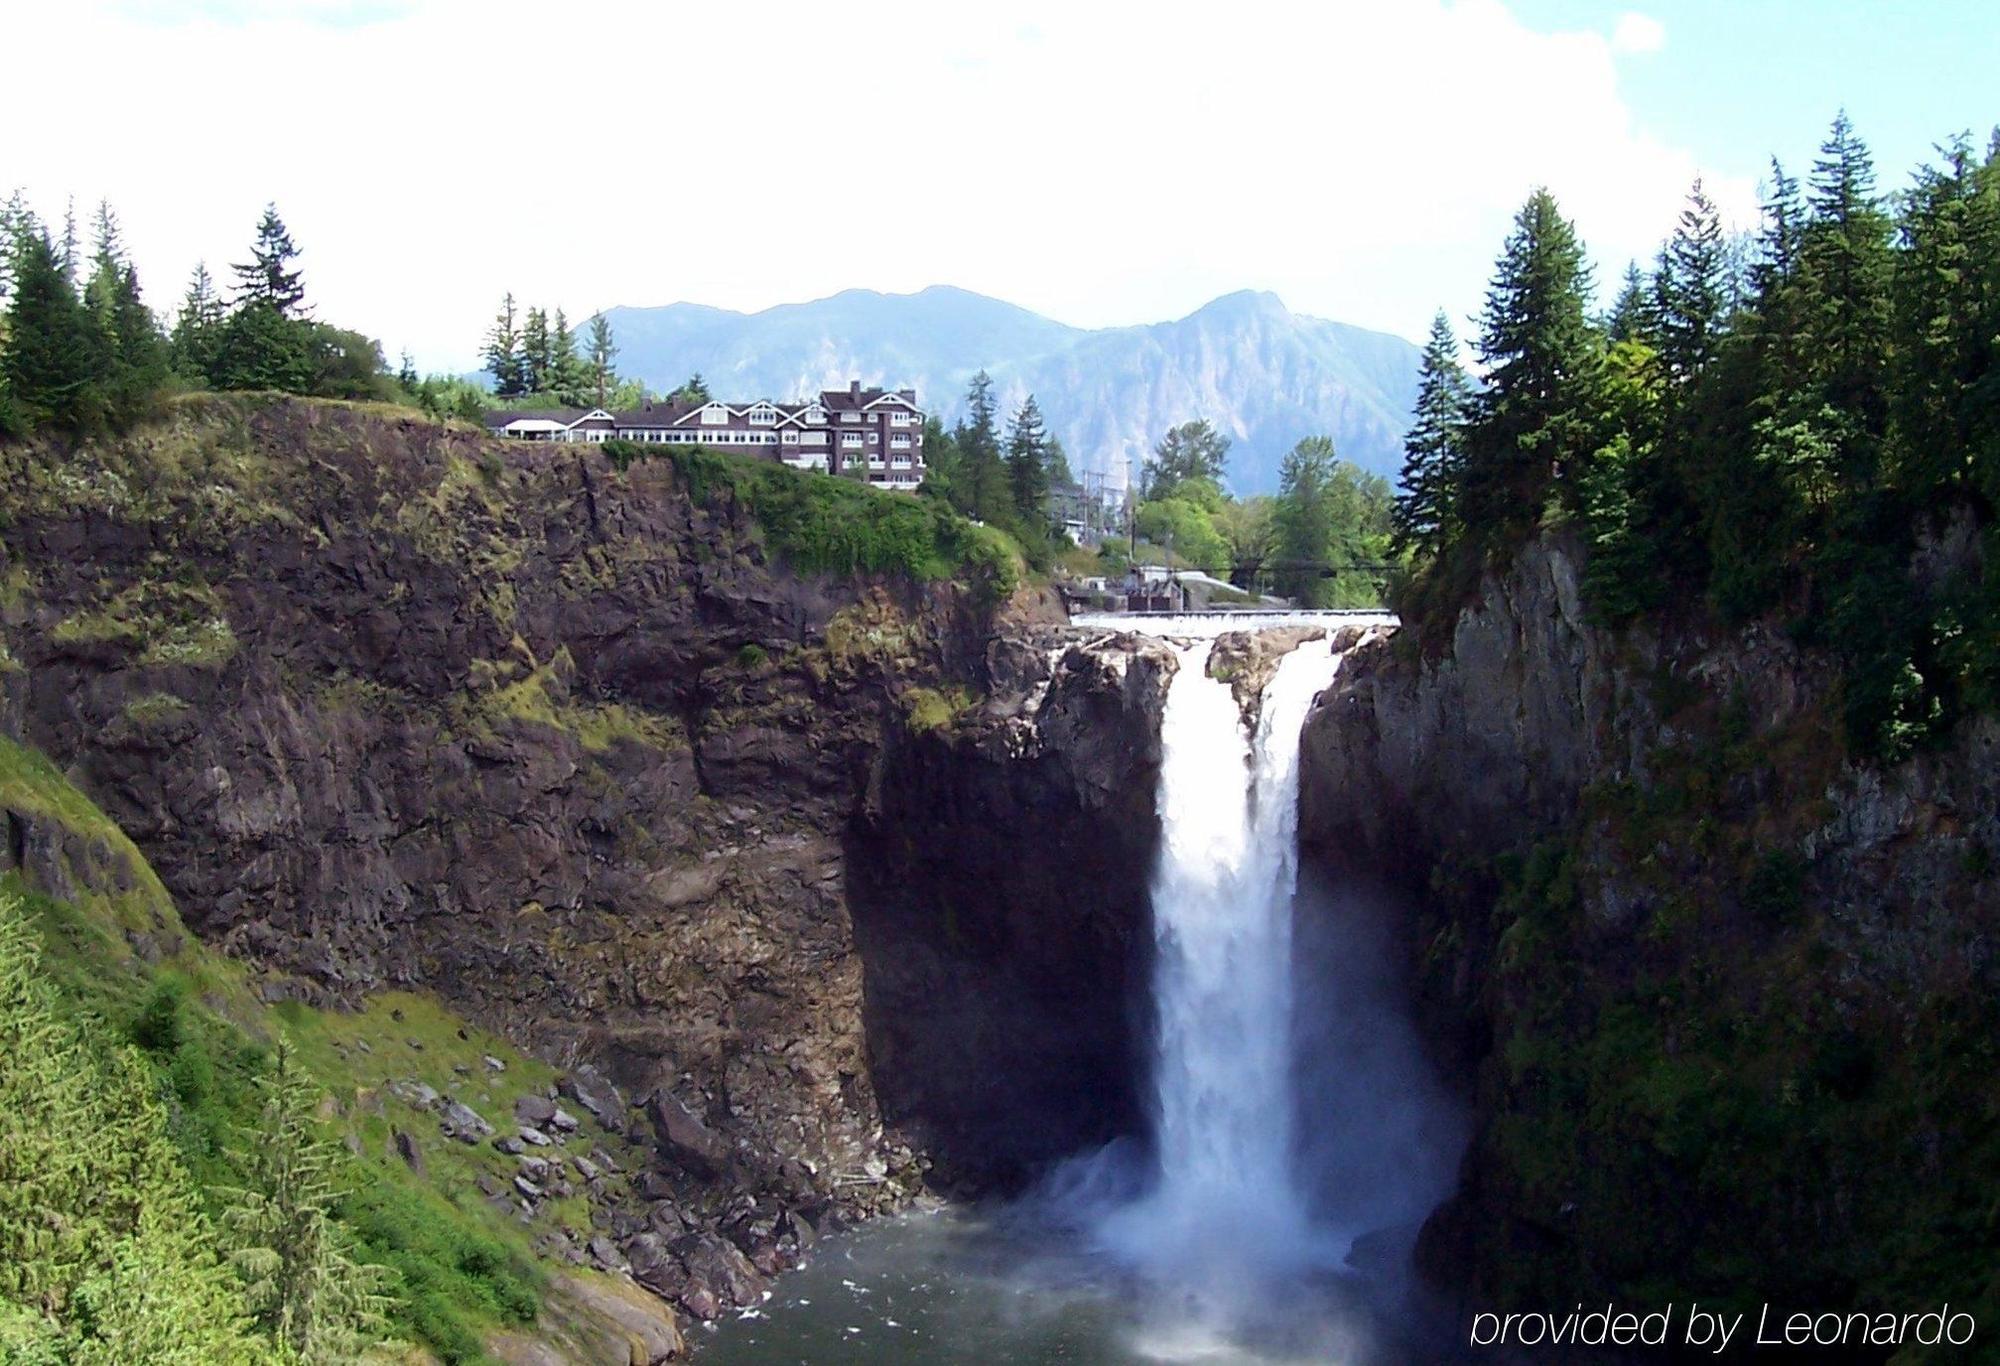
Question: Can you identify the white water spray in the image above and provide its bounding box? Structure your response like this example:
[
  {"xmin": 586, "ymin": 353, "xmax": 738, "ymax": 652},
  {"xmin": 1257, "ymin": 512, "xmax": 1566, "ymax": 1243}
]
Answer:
[{"xmin": 1099, "ymin": 635, "xmax": 1350, "ymax": 1280}]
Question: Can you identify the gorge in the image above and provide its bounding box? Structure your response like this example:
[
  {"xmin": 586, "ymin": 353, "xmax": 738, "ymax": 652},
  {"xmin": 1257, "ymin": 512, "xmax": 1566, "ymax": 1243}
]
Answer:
[{"xmin": 2, "ymin": 397, "xmax": 1994, "ymax": 1363}]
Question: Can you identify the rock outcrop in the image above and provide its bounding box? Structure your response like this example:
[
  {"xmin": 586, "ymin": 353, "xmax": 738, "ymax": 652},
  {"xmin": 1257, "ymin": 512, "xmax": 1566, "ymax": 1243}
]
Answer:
[
  {"xmin": 1297, "ymin": 534, "xmax": 2000, "ymax": 1318},
  {"xmin": 848, "ymin": 627, "xmax": 1178, "ymax": 1187}
]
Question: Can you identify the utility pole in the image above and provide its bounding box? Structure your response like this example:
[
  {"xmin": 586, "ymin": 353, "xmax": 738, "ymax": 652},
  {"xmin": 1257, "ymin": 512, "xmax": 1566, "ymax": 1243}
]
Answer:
[{"xmin": 1124, "ymin": 452, "xmax": 1136, "ymax": 563}]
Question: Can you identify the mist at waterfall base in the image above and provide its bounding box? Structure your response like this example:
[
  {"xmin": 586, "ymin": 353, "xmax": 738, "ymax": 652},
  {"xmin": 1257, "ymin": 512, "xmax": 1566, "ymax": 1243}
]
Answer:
[{"xmin": 702, "ymin": 635, "xmax": 1467, "ymax": 1364}]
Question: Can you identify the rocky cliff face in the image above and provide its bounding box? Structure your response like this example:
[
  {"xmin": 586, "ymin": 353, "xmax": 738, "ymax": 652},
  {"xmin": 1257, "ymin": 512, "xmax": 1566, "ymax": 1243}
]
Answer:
[
  {"xmin": 0, "ymin": 396, "xmax": 1168, "ymax": 1330},
  {"xmin": 850, "ymin": 628, "xmax": 1176, "ymax": 1188},
  {"xmin": 1298, "ymin": 536, "xmax": 2000, "ymax": 1318}
]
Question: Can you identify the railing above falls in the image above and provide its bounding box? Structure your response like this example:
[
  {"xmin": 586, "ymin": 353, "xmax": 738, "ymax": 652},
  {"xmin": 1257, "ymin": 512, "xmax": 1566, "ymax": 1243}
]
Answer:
[{"xmin": 1067, "ymin": 609, "xmax": 1399, "ymax": 637}]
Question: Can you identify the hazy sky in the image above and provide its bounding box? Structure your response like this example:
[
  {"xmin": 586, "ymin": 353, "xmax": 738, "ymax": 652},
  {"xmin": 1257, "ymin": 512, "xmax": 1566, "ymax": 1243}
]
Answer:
[{"xmin": 5, "ymin": 0, "xmax": 1993, "ymax": 371}]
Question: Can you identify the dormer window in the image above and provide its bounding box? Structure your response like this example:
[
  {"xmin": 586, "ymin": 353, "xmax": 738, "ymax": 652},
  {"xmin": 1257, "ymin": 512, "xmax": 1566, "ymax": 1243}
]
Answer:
[
  {"xmin": 749, "ymin": 403, "xmax": 776, "ymax": 426},
  {"xmin": 700, "ymin": 404, "xmax": 730, "ymax": 426}
]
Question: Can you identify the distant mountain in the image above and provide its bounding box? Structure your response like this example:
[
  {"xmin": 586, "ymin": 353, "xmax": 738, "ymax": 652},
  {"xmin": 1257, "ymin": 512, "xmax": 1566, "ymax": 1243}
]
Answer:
[{"xmin": 597, "ymin": 285, "xmax": 1421, "ymax": 494}]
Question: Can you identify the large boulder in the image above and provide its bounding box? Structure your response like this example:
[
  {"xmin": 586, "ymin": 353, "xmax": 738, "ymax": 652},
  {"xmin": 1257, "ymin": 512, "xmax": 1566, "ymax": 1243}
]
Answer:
[{"xmin": 645, "ymin": 1090, "xmax": 732, "ymax": 1180}]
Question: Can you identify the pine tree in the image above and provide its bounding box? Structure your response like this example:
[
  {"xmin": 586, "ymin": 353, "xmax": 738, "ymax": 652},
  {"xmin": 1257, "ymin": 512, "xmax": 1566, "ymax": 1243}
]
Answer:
[
  {"xmin": 231, "ymin": 204, "xmax": 307, "ymax": 318},
  {"xmin": 1393, "ymin": 311, "xmax": 1471, "ymax": 557},
  {"xmin": 483, "ymin": 293, "xmax": 525, "ymax": 398},
  {"xmin": 2, "ymin": 230, "xmax": 103, "ymax": 430},
  {"xmin": 170, "ymin": 262, "xmax": 227, "ymax": 382},
  {"xmin": 1005, "ymin": 394, "xmax": 1051, "ymax": 518},
  {"xmin": 1890, "ymin": 134, "xmax": 1995, "ymax": 494},
  {"xmin": 58, "ymin": 197, "xmax": 78, "ymax": 285},
  {"xmin": 549, "ymin": 309, "xmax": 588, "ymax": 406},
  {"xmin": 1658, "ymin": 177, "xmax": 1729, "ymax": 383},
  {"xmin": 670, "ymin": 372, "xmax": 711, "ymax": 405},
  {"xmin": 1606, "ymin": 261, "xmax": 1655, "ymax": 344},
  {"xmin": 520, "ymin": 306, "xmax": 551, "ymax": 394},
  {"xmin": 1801, "ymin": 111, "xmax": 1894, "ymax": 479},
  {"xmin": 0, "ymin": 190, "xmax": 34, "ymax": 305},
  {"xmin": 1457, "ymin": 188, "xmax": 1606, "ymax": 535},
  {"xmin": 585, "ymin": 314, "xmax": 617, "ymax": 407},
  {"xmin": 215, "ymin": 1039, "xmax": 390, "ymax": 1363},
  {"xmin": 1043, "ymin": 435, "xmax": 1074, "ymax": 489},
  {"xmin": 954, "ymin": 370, "xmax": 1010, "ymax": 521}
]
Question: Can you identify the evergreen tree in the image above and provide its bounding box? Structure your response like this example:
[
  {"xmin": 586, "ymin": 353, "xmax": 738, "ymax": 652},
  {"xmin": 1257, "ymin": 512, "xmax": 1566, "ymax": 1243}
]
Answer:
[
  {"xmin": 1457, "ymin": 188, "xmax": 1606, "ymax": 535},
  {"xmin": 1005, "ymin": 394, "xmax": 1051, "ymax": 519},
  {"xmin": 1801, "ymin": 111, "xmax": 1895, "ymax": 479},
  {"xmin": 1891, "ymin": 134, "xmax": 1996, "ymax": 494},
  {"xmin": 1393, "ymin": 311, "xmax": 1471, "ymax": 557},
  {"xmin": 1606, "ymin": 261, "xmax": 1655, "ymax": 344},
  {"xmin": 231, "ymin": 204, "xmax": 307, "ymax": 319},
  {"xmin": 58, "ymin": 197, "xmax": 79, "ymax": 285},
  {"xmin": 669, "ymin": 372, "xmax": 711, "ymax": 406},
  {"xmin": 2, "ymin": 231, "xmax": 103, "ymax": 430},
  {"xmin": 170, "ymin": 262, "xmax": 227, "ymax": 383},
  {"xmin": 520, "ymin": 306, "xmax": 551, "ymax": 394},
  {"xmin": 207, "ymin": 301, "xmax": 314, "ymax": 395},
  {"xmin": 217, "ymin": 1041, "xmax": 390, "ymax": 1364},
  {"xmin": 584, "ymin": 314, "xmax": 617, "ymax": 407},
  {"xmin": 954, "ymin": 370, "xmax": 1010, "ymax": 521},
  {"xmin": 1658, "ymin": 177, "xmax": 1729, "ymax": 383},
  {"xmin": 0, "ymin": 189, "xmax": 34, "ymax": 305},
  {"xmin": 549, "ymin": 309, "xmax": 588, "ymax": 406},
  {"xmin": 1043, "ymin": 435, "xmax": 1074, "ymax": 489},
  {"xmin": 483, "ymin": 293, "xmax": 525, "ymax": 398}
]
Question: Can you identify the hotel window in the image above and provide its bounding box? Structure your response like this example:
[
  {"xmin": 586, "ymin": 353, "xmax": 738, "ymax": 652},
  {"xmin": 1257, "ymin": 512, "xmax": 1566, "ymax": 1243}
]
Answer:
[
  {"xmin": 782, "ymin": 431, "xmax": 798, "ymax": 444},
  {"xmin": 750, "ymin": 407, "xmax": 775, "ymax": 425},
  {"xmin": 867, "ymin": 432, "xmax": 878, "ymax": 444},
  {"xmin": 841, "ymin": 411, "xmax": 860, "ymax": 423},
  {"xmin": 890, "ymin": 411, "xmax": 912, "ymax": 426},
  {"xmin": 891, "ymin": 433, "xmax": 910, "ymax": 447}
]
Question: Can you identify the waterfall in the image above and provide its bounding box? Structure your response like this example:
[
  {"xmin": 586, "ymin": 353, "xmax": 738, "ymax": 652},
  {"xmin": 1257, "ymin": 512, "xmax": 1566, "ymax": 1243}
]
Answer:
[{"xmin": 1097, "ymin": 634, "xmax": 1349, "ymax": 1281}]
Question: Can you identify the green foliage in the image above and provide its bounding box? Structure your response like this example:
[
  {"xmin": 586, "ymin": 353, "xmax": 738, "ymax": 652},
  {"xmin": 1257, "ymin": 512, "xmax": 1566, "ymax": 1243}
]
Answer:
[
  {"xmin": 216, "ymin": 1040, "xmax": 394, "ymax": 1363},
  {"xmin": 1397, "ymin": 116, "xmax": 2000, "ymax": 761},
  {"xmin": 1134, "ymin": 493, "xmax": 1230, "ymax": 573},
  {"xmin": 0, "ymin": 194, "xmax": 403, "ymax": 437},
  {"xmin": 0, "ymin": 892, "xmax": 263, "ymax": 1363},
  {"xmin": 1142, "ymin": 418, "xmax": 1231, "ymax": 499},
  {"xmin": 1392, "ymin": 311, "xmax": 1470, "ymax": 559},
  {"xmin": 605, "ymin": 438, "xmax": 1023, "ymax": 603},
  {"xmin": 1271, "ymin": 435, "xmax": 1395, "ymax": 607},
  {"xmin": 1005, "ymin": 393, "xmax": 1051, "ymax": 521},
  {"xmin": 341, "ymin": 1176, "xmax": 539, "ymax": 1364}
]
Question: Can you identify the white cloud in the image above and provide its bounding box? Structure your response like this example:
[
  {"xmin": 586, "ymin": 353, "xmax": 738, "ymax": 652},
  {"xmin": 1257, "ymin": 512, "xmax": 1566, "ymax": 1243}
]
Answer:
[
  {"xmin": 0, "ymin": 0, "xmax": 1745, "ymax": 372},
  {"xmin": 1610, "ymin": 11, "xmax": 1667, "ymax": 55}
]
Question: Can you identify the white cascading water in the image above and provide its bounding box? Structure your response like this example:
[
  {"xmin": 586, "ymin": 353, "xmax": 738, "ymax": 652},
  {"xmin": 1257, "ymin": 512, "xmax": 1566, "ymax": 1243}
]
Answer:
[{"xmin": 1099, "ymin": 635, "xmax": 1349, "ymax": 1283}]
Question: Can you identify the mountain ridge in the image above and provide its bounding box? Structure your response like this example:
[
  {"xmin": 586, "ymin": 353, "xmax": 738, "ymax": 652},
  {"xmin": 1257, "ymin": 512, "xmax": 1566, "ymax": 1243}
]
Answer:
[{"xmin": 595, "ymin": 286, "xmax": 1422, "ymax": 494}]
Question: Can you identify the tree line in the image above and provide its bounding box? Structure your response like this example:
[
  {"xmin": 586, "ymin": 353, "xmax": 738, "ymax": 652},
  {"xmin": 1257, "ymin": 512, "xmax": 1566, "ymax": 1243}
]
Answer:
[
  {"xmin": 0, "ymin": 199, "xmax": 400, "ymax": 435},
  {"xmin": 480, "ymin": 294, "xmax": 620, "ymax": 407},
  {"xmin": 1392, "ymin": 114, "xmax": 2000, "ymax": 761},
  {"xmin": 1128, "ymin": 417, "xmax": 1393, "ymax": 607},
  {"xmin": 920, "ymin": 371, "xmax": 1074, "ymax": 565}
]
